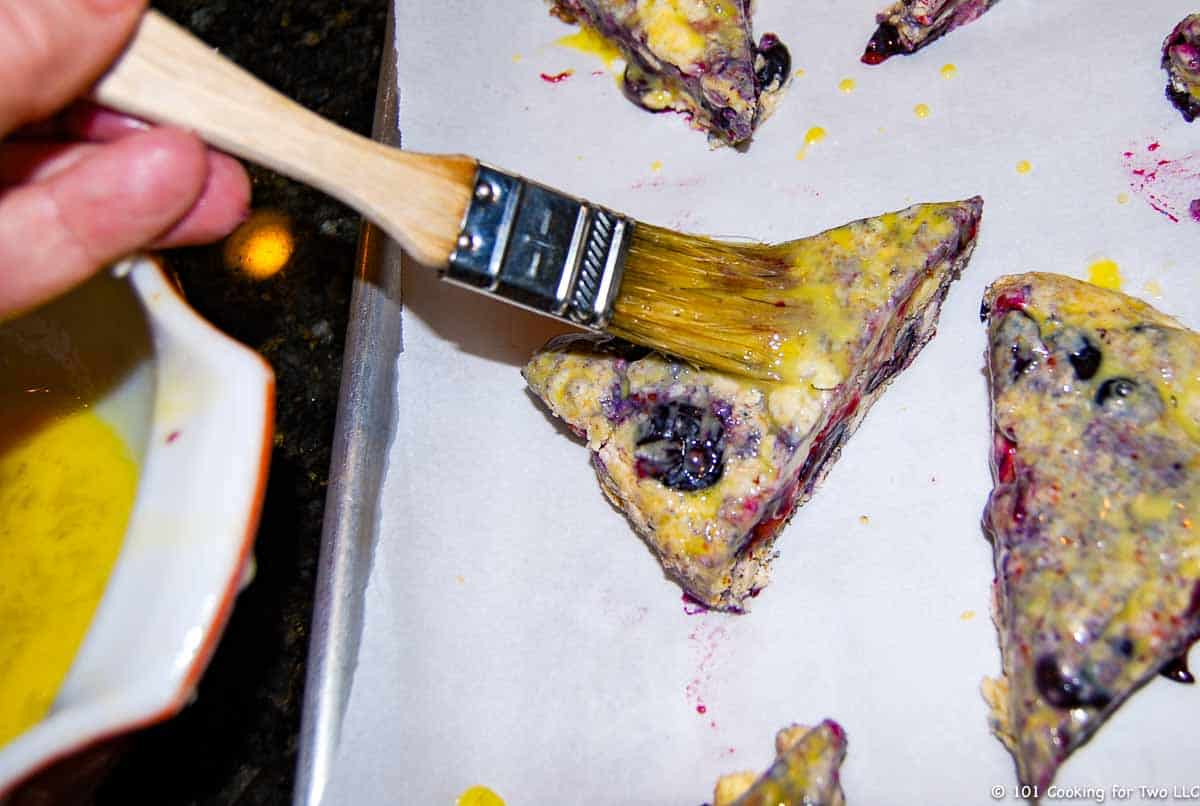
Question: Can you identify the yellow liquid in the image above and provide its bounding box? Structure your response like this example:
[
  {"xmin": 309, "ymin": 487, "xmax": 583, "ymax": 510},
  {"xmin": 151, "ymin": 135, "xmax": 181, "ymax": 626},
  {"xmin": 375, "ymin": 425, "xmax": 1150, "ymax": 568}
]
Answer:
[
  {"xmin": 457, "ymin": 785, "xmax": 506, "ymax": 806},
  {"xmin": 1087, "ymin": 258, "xmax": 1123, "ymax": 290},
  {"xmin": 0, "ymin": 392, "xmax": 137, "ymax": 746},
  {"xmin": 556, "ymin": 25, "xmax": 622, "ymax": 69},
  {"xmin": 795, "ymin": 126, "xmax": 827, "ymax": 160},
  {"xmin": 611, "ymin": 202, "xmax": 969, "ymax": 384}
]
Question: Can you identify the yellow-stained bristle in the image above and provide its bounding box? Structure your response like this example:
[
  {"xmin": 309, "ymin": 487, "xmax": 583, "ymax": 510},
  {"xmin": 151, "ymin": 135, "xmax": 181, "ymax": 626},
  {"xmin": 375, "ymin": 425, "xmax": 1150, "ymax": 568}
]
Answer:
[
  {"xmin": 606, "ymin": 199, "xmax": 980, "ymax": 386},
  {"xmin": 609, "ymin": 224, "xmax": 797, "ymax": 382}
]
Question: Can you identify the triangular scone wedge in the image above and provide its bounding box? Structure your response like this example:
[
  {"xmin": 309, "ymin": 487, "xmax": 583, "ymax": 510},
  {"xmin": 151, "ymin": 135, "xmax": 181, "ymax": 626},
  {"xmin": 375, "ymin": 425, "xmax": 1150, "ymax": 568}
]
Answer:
[
  {"xmin": 713, "ymin": 721, "xmax": 848, "ymax": 806},
  {"xmin": 548, "ymin": 0, "xmax": 790, "ymax": 146},
  {"xmin": 981, "ymin": 273, "xmax": 1200, "ymax": 790},
  {"xmin": 524, "ymin": 199, "xmax": 983, "ymax": 610},
  {"xmin": 862, "ymin": 0, "xmax": 1000, "ymax": 64},
  {"xmin": 1163, "ymin": 13, "xmax": 1200, "ymax": 122}
]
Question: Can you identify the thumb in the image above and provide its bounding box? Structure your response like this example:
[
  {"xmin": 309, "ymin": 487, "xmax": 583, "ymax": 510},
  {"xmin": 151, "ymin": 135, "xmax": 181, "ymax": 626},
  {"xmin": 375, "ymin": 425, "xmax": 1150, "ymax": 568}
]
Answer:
[{"xmin": 0, "ymin": 0, "xmax": 148, "ymax": 134}]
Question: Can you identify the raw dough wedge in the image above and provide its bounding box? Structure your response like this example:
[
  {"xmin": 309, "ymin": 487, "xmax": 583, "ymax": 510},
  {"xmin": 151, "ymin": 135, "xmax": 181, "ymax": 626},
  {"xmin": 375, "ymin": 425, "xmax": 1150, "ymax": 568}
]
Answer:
[
  {"xmin": 862, "ymin": 0, "xmax": 999, "ymax": 64},
  {"xmin": 712, "ymin": 721, "xmax": 848, "ymax": 806},
  {"xmin": 548, "ymin": 0, "xmax": 790, "ymax": 146},
  {"xmin": 1163, "ymin": 13, "xmax": 1200, "ymax": 122},
  {"xmin": 981, "ymin": 273, "xmax": 1200, "ymax": 790},
  {"xmin": 524, "ymin": 198, "xmax": 983, "ymax": 609}
]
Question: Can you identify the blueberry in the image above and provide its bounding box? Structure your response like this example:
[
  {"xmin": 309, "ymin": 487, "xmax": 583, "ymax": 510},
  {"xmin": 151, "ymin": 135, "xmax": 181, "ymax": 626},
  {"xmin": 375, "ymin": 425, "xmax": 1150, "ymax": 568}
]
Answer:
[
  {"xmin": 1160, "ymin": 654, "xmax": 1195, "ymax": 684},
  {"xmin": 865, "ymin": 321, "xmax": 919, "ymax": 394},
  {"xmin": 1068, "ymin": 337, "xmax": 1102, "ymax": 381},
  {"xmin": 620, "ymin": 62, "xmax": 657, "ymax": 111},
  {"xmin": 1096, "ymin": 378, "xmax": 1136, "ymax": 405},
  {"xmin": 799, "ymin": 421, "xmax": 848, "ymax": 493},
  {"xmin": 990, "ymin": 311, "xmax": 1044, "ymax": 384},
  {"xmin": 1034, "ymin": 655, "xmax": 1112, "ymax": 710},
  {"xmin": 1095, "ymin": 377, "xmax": 1163, "ymax": 424},
  {"xmin": 861, "ymin": 22, "xmax": 903, "ymax": 65},
  {"xmin": 754, "ymin": 34, "xmax": 790, "ymax": 93},
  {"xmin": 635, "ymin": 402, "xmax": 725, "ymax": 492}
]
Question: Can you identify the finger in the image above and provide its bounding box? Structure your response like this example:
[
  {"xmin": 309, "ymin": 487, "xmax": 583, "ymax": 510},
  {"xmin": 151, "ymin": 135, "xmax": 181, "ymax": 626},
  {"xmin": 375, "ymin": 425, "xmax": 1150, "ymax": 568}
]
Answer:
[
  {"xmin": 1, "ymin": 141, "xmax": 250, "ymax": 240},
  {"xmin": 151, "ymin": 151, "xmax": 251, "ymax": 248},
  {"xmin": 66, "ymin": 102, "xmax": 150, "ymax": 141},
  {"xmin": 10, "ymin": 103, "xmax": 148, "ymax": 142},
  {"xmin": 0, "ymin": 142, "xmax": 95, "ymax": 186},
  {"xmin": 0, "ymin": 0, "xmax": 148, "ymax": 135},
  {"xmin": 0, "ymin": 127, "xmax": 208, "ymax": 316},
  {"xmin": 11, "ymin": 103, "xmax": 150, "ymax": 142}
]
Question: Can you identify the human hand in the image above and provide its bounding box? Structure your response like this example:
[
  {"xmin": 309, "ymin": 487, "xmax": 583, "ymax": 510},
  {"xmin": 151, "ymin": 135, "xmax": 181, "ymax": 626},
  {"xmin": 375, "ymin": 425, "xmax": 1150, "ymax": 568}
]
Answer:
[{"xmin": 0, "ymin": 0, "xmax": 251, "ymax": 318}]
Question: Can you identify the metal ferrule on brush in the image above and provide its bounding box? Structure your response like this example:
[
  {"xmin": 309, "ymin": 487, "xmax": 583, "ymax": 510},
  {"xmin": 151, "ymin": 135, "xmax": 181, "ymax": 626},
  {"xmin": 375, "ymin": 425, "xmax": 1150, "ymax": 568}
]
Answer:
[{"xmin": 445, "ymin": 165, "xmax": 633, "ymax": 329}]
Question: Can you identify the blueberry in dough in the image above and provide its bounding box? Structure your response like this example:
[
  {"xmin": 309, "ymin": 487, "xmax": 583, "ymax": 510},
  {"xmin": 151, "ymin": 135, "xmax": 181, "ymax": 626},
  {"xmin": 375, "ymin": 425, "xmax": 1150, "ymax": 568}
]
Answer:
[{"xmin": 635, "ymin": 402, "xmax": 726, "ymax": 492}]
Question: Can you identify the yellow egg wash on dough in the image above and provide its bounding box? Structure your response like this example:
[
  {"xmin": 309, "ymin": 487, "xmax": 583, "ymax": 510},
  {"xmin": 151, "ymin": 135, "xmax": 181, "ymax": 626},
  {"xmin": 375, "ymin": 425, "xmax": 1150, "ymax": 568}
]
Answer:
[
  {"xmin": 837, "ymin": 78, "xmax": 855, "ymax": 93},
  {"xmin": 526, "ymin": 199, "xmax": 981, "ymax": 610},
  {"xmin": 0, "ymin": 391, "xmax": 137, "ymax": 747},
  {"xmin": 712, "ymin": 722, "xmax": 847, "ymax": 805},
  {"xmin": 982, "ymin": 274, "xmax": 1200, "ymax": 786},
  {"xmin": 913, "ymin": 103, "xmax": 931, "ymax": 118},
  {"xmin": 456, "ymin": 785, "xmax": 506, "ymax": 806},
  {"xmin": 940, "ymin": 63, "xmax": 957, "ymax": 78},
  {"xmin": 611, "ymin": 203, "xmax": 963, "ymax": 386},
  {"xmin": 1087, "ymin": 258, "xmax": 1123, "ymax": 290},
  {"xmin": 1016, "ymin": 160, "xmax": 1032, "ymax": 174},
  {"xmin": 636, "ymin": 0, "xmax": 708, "ymax": 66}
]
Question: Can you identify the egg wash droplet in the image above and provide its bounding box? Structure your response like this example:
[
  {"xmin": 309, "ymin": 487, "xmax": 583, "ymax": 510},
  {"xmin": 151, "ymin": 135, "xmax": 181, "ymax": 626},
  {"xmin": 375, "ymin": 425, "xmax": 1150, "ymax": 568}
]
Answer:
[
  {"xmin": 795, "ymin": 126, "xmax": 826, "ymax": 160},
  {"xmin": 837, "ymin": 78, "xmax": 856, "ymax": 93},
  {"xmin": 1016, "ymin": 160, "xmax": 1032, "ymax": 174},
  {"xmin": 940, "ymin": 63, "xmax": 957, "ymax": 79},
  {"xmin": 457, "ymin": 785, "xmax": 506, "ymax": 806},
  {"xmin": 1087, "ymin": 259, "xmax": 1123, "ymax": 290},
  {"xmin": 913, "ymin": 103, "xmax": 931, "ymax": 119}
]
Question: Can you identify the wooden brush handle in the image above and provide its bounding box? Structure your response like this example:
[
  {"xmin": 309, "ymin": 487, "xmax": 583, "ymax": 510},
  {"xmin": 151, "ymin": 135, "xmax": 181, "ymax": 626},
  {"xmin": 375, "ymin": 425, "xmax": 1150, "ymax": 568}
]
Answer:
[{"xmin": 92, "ymin": 10, "xmax": 477, "ymax": 267}]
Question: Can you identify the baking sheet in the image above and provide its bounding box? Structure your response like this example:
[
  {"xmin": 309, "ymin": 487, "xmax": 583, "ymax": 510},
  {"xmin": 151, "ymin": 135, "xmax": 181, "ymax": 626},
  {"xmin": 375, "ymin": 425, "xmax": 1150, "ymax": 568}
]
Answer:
[{"xmin": 320, "ymin": 1, "xmax": 1200, "ymax": 803}]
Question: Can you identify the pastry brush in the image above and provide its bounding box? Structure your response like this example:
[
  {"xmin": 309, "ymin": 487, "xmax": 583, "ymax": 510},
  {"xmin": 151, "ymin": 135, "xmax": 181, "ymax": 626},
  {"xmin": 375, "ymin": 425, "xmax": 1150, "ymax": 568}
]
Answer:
[{"xmin": 95, "ymin": 10, "xmax": 804, "ymax": 382}]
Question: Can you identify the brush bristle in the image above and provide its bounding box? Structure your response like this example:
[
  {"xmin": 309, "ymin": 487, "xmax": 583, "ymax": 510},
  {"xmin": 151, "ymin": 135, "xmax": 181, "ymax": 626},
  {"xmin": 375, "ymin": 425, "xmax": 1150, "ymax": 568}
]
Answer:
[
  {"xmin": 608, "ymin": 222, "xmax": 817, "ymax": 383},
  {"xmin": 607, "ymin": 198, "xmax": 982, "ymax": 385}
]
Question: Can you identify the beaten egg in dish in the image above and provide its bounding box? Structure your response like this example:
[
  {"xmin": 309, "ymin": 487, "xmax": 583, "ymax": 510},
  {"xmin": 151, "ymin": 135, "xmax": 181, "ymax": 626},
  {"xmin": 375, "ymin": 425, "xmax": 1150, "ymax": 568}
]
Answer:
[{"xmin": 0, "ymin": 386, "xmax": 138, "ymax": 747}]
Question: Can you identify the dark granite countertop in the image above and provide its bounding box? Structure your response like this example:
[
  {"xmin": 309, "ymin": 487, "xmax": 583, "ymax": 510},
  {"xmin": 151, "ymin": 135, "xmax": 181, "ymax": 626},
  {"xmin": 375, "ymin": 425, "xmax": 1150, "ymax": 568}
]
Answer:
[{"xmin": 18, "ymin": 2, "xmax": 387, "ymax": 804}]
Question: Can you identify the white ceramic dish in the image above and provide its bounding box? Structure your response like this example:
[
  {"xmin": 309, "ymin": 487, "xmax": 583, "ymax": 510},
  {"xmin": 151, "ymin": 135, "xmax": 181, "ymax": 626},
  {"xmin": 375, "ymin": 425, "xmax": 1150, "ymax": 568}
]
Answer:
[{"xmin": 0, "ymin": 255, "xmax": 274, "ymax": 797}]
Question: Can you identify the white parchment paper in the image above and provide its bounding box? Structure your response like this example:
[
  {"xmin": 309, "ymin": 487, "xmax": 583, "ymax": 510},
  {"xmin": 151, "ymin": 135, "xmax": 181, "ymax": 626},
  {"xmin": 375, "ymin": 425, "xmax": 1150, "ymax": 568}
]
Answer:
[{"xmin": 326, "ymin": 2, "xmax": 1200, "ymax": 803}]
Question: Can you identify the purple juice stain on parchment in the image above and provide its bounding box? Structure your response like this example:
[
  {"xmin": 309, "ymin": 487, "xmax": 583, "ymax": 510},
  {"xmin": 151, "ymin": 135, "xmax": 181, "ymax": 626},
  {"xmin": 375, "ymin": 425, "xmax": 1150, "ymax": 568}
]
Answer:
[
  {"xmin": 1122, "ymin": 140, "xmax": 1200, "ymax": 223},
  {"xmin": 682, "ymin": 593, "xmax": 709, "ymax": 615},
  {"xmin": 685, "ymin": 614, "xmax": 729, "ymax": 731}
]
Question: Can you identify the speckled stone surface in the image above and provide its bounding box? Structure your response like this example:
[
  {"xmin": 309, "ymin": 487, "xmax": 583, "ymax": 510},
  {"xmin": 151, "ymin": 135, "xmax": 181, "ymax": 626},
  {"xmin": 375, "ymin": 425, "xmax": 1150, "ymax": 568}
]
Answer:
[{"xmin": 88, "ymin": 2, "xmax": 387, "ymax": 803}]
